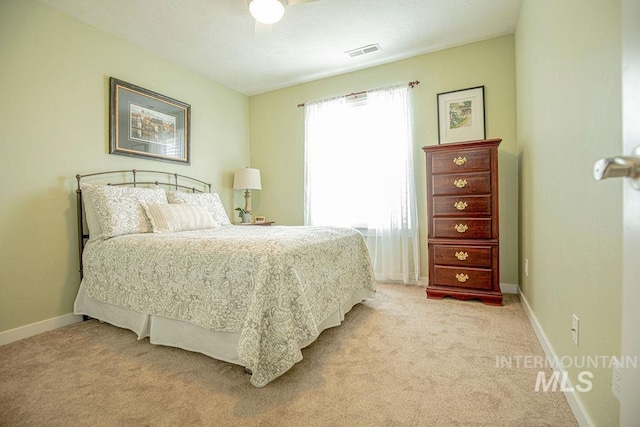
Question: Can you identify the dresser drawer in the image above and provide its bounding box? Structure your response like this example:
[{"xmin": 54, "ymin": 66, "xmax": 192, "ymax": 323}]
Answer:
[
  {"xmin": 432, "ymin": 218, "xmax": 492, "ymax": 239},
  {"xmin": 433, "ymin": 266, "xmax": 492, "ymax": 290},
  {"xmin": 432, "ymin": 172, "xmax": 491, "ymax": 196},
  {"xmin": 433, "ymin": 245, "xmax": 493, "ymax": 268},
  {"xmin": 431, "ymin": 149, "xmax": 491, "ymax": 174},
  {"xmin": 432, "ymin": 195, "xmax": 492, "ymax": 216}
]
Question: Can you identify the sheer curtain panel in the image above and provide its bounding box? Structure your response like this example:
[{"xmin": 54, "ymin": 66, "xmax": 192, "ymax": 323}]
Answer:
[{"xmin": 304, "ymin": 85, "xmax": 420, "ymax": 283}]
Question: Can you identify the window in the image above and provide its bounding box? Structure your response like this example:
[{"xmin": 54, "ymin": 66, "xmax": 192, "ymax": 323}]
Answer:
[{"xmin": 304, "ymin": 85, "xmax": 420, "ymax": 283}]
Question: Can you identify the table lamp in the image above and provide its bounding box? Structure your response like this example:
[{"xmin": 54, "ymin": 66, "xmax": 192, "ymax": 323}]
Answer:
[{"xmin": 233, "ymin": 167, "xmax": 262, "ymax": 213}]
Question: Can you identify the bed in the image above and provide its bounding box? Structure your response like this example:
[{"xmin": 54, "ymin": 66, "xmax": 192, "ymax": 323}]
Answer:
[{"xmin": 73, "ymin": 170, "xmax": 376, "ymax": 387}]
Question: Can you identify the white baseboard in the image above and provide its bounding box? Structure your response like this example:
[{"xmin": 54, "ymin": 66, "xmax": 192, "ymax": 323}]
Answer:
[
  {"xmin": 500, "ymin": 282, "xmax": 519, "ymax": 294},
  {"xmin": 519, "ymin": 291, "xmax": 594, "ymax": 427},
  {"xmin": 0, "ymin": 313, "xmax": 83, "ymax": 346}
]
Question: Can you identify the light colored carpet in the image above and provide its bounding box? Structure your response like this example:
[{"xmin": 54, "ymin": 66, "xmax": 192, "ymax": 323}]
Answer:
[{"xmin": 0, "ymin": 283, "xmax": 576, "ymax": 426}]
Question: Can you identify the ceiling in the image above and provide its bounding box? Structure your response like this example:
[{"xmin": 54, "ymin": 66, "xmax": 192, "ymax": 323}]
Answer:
[{"xmin": 36, "ymin": 0, "xmax": 522, "ymax": 96}]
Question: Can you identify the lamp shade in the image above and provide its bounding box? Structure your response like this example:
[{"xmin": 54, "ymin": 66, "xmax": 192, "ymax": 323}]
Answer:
[
  {"xmin": 233, "ymin": 168, "xmax": 262, "ymax": 190},
  {"xmin": 249, "ymin": 0, "xmax": 285, "ymax": 24}
]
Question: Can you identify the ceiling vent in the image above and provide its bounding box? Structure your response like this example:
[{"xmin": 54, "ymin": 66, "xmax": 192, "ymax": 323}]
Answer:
[{"xmin": 345, "ymin": 44, "xmax": 381, "ymax": 58}]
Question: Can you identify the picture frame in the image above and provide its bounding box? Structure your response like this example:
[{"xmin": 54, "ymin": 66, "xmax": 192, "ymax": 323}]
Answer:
[
  {"xmin": 110, "ymin": 77, "xmax": 191, "ymax": 164},
  {"xmin": 437, "ymin": 86, "xmax": 485, "ymax": 144}
]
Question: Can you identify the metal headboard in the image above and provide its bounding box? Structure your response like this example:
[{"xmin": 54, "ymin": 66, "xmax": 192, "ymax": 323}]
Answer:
[{"xmin": 75, "ymin": 169, "xmax": 212, "ymax": 279}]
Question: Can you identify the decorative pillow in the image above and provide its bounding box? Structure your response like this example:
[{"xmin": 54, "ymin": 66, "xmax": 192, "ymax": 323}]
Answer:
[
  {"xmin": 81, "ymin": 189, "xmax": 103, "ymax": 243},
  {"xmin": 141, "ymin": 202, "xmax": 219, "ymax": 233},
  {"xmin": 166, "ymin": 191, "xmax": 231, "ymax": 226},
  {"xmin": 80, "ymin": 183, "xmax": 168, "ymax": 239}
]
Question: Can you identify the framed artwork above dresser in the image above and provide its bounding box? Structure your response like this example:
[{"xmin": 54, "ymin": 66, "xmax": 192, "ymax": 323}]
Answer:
[{"xmin": 423, "ymin": 138, "xmax": 502, "ymax": 306}]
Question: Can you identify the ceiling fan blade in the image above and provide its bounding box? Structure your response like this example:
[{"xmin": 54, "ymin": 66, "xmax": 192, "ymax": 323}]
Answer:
[{"xmin": 285, "ymin": 0, "xmax": 321, "ymax": 5}]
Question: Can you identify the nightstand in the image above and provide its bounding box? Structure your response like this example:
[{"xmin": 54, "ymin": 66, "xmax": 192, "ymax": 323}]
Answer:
[{"xmin": 237, "ymin": 221, "xmax": 275, "ymax": 226}]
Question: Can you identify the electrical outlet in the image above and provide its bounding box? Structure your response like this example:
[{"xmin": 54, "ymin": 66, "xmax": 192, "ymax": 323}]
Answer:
[
  {"xmin": 571, "ymin": 314, "xmax": 579, "ymax": 346},
  {"xmin": 612, "ymin": 362, "xmax": 621, "ymax": 400},
  {"xmin": 524, "ymin": 258, "xmax": 529, "ymax": 277}
]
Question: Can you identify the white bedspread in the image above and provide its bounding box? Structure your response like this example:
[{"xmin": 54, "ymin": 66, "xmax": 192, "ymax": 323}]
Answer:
[{"xmin": 80, "ymin": 225, "xmax": 376, "ymax": 386}]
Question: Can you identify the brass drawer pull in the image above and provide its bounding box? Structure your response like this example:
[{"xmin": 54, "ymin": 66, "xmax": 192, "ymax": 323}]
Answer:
[
  {"xmin": 454, "ymin": 224, "xmax": 468, "ymax": 233},
  {"xmin": 453, "ymin": 156, "xmax": 467, "ymax": 166},
  {"xmin": 456, "ymin": 273, "xmax": 469, "ymax": 283},
  {"xmin": 454, "ymin": 201, "xmax": 468, "ymax": 210},
  {"xmin": 454, "ymin": 179, "xmax": 468, "ymax": 188},
  {"xmin": 455, "ymin": 251, "xmax": 469, "ymax": 260}
]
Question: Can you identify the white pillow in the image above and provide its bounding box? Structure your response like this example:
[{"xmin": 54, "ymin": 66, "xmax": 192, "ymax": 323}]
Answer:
[
  {"xmin": 81, "ymin": 189, "xmax": 103, "ymax": 243},
  {"xmin": 142, "ymin": 202, "xmax": 219, "ymax": 233},
  {"xmin": 80, "ymin": 183, "xmax": 168, "ymax": 239},
  {"xmin": 166, "ymin": 191, "xmax": 231, "ymax": 226}
]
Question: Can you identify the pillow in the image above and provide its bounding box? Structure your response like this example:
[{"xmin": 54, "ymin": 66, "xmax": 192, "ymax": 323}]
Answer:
[
  {"xmin": 166, "ymin": 191, "xmax": 231, "ymax": 226},
  {"xmin": 142, "ymin": 202, "xmax": 219, "ymax": 233},
  {"xmin": 81, "ymin": 190, "xmax": 103, "ymax": 243},
  {"xmin": 80, "ymin": 183, "xmax": 168, "ymax": 239}
]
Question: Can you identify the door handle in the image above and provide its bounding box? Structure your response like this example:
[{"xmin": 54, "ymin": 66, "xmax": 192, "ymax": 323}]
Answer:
[
  {"xmin": 593, "ymin": 146, "xmax": 640, "ymax": 190},
  {"xmin": 593, "ymin": 156, "xmax": 640, "ymax": 180}
]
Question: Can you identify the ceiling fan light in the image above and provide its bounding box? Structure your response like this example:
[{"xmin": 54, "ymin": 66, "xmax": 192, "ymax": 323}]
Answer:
[{"xmin": 249, "ymin": 0, "xmax": 285, "ymax": 24}]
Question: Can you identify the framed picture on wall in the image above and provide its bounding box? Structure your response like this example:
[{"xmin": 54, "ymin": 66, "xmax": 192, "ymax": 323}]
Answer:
[
  {"xmin": 437, "ymin": 86, "xmax": 485, "ymax": 144},
  {"xmin": 109, "ymin": 77, "xmax": 191, "ymax": 164}
]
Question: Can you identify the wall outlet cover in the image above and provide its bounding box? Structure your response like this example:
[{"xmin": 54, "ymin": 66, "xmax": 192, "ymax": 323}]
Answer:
[{"xmin": 572, "ymin": 314, "xmax": 579, "ymax": 346}]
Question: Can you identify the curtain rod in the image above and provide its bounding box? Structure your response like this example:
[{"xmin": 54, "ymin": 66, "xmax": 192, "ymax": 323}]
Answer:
[{"xmin": 297, "ymin": 80, "xmax": 420, "ymax": 108}]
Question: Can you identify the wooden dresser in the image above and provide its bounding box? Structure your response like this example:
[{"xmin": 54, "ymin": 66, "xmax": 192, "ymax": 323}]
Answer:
[{"xmin": 423, "ymin": 139, "xmax": 502, "ymax": 306}]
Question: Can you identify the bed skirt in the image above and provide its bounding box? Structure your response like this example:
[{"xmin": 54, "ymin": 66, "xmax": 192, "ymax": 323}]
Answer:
[{"xmin": 74, "ymin": 282, "xmax": 375, "ymax": 374}]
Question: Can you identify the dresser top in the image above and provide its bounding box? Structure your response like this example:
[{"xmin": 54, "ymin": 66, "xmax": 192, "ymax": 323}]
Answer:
[{"xmin": 422, "ymin": 138, "xmax": 502, "ymax": 153}]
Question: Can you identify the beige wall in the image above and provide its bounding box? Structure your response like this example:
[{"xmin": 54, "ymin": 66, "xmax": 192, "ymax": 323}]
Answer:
[
  {"xmin": 516, "ymin": 0, "xmax": 622, "ymax": 424},
  {"xmin": 0, "ymin": 0, "xmax": 250, "ymax": 332},
  {"xmin": 249, "ymin": 36, "xmax": 518, "ymax": 284}
]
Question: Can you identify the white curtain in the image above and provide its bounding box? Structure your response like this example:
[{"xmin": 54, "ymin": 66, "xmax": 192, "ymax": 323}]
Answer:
[{"xmin": 304, "ymin": 85, "xmax": 420, "ymax": 283}]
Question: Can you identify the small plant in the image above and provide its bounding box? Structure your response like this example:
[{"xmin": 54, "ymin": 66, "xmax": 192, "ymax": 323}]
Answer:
[{"xmin": 235, "ymin": 207, "xmax": 249, "ymax": 218}]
